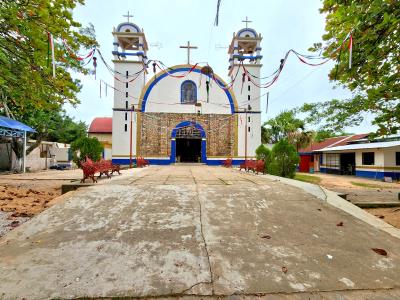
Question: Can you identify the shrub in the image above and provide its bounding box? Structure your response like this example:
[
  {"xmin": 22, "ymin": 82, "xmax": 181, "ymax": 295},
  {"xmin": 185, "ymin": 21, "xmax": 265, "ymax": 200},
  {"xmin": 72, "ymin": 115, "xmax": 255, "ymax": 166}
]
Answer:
[
  {"xmin": 255, "ymin": 144, "xmax": 271, "ymax": 173},
  {"xmin": 268, "ymin": 139, "xmax": 299, "ymax": 178},
  {"xmin": 70, "ymin": 137, "xmax": 104, "ymax": 167}
]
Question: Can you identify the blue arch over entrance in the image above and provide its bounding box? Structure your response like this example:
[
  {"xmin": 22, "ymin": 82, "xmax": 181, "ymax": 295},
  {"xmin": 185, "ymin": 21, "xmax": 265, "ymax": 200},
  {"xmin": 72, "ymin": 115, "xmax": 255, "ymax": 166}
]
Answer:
[
  {"xmin": 170, "ymin": 121, "xmax": 206, "ymax": 163},
  {"xmin": 141, "ymin": 67, "xmax": 236, "ymax": 114}
]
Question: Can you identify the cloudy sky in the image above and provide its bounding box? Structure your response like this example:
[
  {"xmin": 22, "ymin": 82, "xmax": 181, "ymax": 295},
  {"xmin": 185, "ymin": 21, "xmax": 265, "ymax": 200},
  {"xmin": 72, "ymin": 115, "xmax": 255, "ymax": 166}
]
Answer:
[{"xmin": 67, "ymin": 0, "xmax": 375, "ymax": 133}]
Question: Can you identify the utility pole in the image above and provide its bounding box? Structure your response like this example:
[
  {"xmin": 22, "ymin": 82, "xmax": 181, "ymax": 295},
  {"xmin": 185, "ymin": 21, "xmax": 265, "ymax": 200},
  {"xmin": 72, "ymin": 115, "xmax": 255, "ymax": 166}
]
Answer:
[
  {"xmin": 244, "ymin": 104, "xmax": 252, "ymax": 162},
  {"xmin": 244, "ymin": 108, "xmax": 247, "ymax": 162},
  {"xmin": 129, "ymin": 105, "xmax": 134, "ymax": 168}
]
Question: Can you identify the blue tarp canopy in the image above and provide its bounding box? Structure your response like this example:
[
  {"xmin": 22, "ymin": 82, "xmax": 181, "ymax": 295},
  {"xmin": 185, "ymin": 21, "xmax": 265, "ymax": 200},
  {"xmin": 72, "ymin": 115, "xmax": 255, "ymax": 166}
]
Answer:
[{"xmin": 0, "ymin": 115, "xmax": 35, "ymax": 132}]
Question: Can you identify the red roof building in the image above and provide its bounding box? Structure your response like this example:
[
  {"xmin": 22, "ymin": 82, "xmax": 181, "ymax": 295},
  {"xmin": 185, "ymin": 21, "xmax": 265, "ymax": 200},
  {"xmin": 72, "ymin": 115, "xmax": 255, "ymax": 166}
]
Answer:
[
  {"xmin": 298, "ymin": 134, "xmax": 369, "ymax": 154},
  {"xmin": 88, "ymin": 117, "xmax": 112, "ymax": 134},
  {"xmin": 298, "ymin": 134, "xmax": 369, "ymax": 173}
]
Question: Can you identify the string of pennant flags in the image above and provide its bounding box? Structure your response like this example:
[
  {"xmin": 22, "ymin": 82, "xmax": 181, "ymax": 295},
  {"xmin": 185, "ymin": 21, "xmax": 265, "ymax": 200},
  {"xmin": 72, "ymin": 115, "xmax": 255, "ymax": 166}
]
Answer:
[{"xmin": 46, "ymin": 29, "xmax": 353, "ymax": 94}]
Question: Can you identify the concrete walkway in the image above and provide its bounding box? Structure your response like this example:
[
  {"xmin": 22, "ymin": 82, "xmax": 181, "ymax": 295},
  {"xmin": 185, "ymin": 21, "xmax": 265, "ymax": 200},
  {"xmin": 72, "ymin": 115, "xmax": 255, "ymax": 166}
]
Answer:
[{"xmin": 0, "ymin": 165, "xmax": 400, "ymax": 299}]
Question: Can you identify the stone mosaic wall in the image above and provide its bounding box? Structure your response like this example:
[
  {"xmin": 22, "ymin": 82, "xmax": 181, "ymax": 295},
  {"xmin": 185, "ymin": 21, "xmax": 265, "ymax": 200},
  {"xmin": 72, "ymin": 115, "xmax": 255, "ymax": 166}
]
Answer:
[{"xmin": 138, "ymin": 113, "xmax": 236, "ymax": 157}]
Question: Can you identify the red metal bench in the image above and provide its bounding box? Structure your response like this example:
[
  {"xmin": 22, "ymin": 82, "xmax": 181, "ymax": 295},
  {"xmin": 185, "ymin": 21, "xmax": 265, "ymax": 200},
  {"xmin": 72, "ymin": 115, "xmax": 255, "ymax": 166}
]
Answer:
[
  {"xmin": 240, "ymin": 160, "xmax": 256, "ymax": 172},
  {"xmin": 80, "ymin": 158, "xmax": 121, "ymax": 183},
  {"xmin": 136, "ymin": 157, "xmax": 149, "ymax": 168},
  {"xmin": 222, "ymin": 158, "xmax": 232, "ymax": 168},
  {"xmin": 255, "ymin": 160, "xmax": 266, "ymax": 174},
  {"xmin": 239, "ymin": 160, "xmax": 265, "ymax": 174}
]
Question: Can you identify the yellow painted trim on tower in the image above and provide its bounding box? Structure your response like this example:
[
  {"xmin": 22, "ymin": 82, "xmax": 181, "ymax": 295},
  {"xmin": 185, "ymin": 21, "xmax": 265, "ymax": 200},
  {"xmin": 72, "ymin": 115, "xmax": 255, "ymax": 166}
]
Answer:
[{"xmin": 234, "ymin": 114, "xmax": 238, "ymax": 156}]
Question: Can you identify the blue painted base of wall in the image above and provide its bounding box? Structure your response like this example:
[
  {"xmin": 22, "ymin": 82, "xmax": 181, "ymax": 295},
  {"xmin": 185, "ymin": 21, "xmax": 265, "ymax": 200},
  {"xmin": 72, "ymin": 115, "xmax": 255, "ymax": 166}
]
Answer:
[
  {"xmin": 112, "ymin": 158, "xmax": 246, "ymax": 166},
  {"xmin": 320, "ymin": 167, "xmax": 400, "ymax": 180},
  {"xmin": 356, "ymin": 170, "xmax": 400, "ymax": 180}
]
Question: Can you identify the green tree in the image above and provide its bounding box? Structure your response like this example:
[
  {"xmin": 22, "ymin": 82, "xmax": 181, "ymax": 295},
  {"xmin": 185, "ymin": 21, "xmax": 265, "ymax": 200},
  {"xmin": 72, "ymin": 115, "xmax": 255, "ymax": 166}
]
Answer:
[
  {"xmin": 262, "ymin": 110, "xmax": 305, "ymax": 144},
  {"xmin": 314, "ymin": 130, "xmax": 352, "ymax": 142},
  {"xmin": 0, "ymin": 0, "xmax": 97, "ymax": 170},
  {"xmin": 287, "ymin": 130, "xmax": 315, "ymax": 151},
  {"xmin": 47, "ymin": 114, "xmax": 87, "ymax": 144},
  {"xmin": 70, "ymin": 137, "xmax": 103, "ymax": 167},
  {"xmin": 302, "ymin": 0, "xmax": 400, "ymax": 135},
  {"xmin": 255, "ymin": 144, "xmax": 271, "ymax": 173},
  {"xmin": 268, "ymin": 140, "xmax": 299, "ymax": 179}
]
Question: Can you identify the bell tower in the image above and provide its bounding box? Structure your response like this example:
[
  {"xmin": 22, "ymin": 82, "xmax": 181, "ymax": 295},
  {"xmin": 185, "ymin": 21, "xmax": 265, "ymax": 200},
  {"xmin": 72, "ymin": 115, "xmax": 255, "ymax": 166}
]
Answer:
[
  {"xmin": 228, "ymin": 22, "xmax": 262, "ymax": 158},
  {"xmin": 111, "ymin": 16, "xmax": 148, "ymax": 163}
]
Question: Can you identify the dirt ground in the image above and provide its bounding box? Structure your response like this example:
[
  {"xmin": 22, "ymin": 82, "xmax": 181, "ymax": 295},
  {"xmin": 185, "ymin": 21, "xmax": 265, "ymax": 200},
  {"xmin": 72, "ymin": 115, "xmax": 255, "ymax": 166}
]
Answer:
[
  {"xmin": 0, "ymin": 169, "xmax": 82, "ymax": 237},
  {"xmin": 310, "ymin": 173, "xmax": 400, "ymax": 229},
  {"xmin": 365, "ymin": 207, "xmax": 400, "ymax": 229}
]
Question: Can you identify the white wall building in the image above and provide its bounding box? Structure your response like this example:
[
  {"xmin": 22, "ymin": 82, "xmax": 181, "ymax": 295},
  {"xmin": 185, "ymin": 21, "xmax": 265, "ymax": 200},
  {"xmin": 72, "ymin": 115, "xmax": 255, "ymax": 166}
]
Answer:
[
  {"xmin": 111, "ymin": 19, "xmax": 262, "ymax": 165},
  {"xmin": 318, "ymin": 141, "xmax": 400, "ymax": 180}
]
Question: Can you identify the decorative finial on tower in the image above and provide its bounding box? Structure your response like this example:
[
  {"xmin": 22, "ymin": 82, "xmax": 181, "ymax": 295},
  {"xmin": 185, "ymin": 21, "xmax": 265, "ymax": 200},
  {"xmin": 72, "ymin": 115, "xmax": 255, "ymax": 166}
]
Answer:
[
  {"xmin": 241, "ymin": 16, "xmax": 252, "ymax": 28},
  {"xmin": 123, "ymin": 10, "xmax": 134, "ymax": 22}
]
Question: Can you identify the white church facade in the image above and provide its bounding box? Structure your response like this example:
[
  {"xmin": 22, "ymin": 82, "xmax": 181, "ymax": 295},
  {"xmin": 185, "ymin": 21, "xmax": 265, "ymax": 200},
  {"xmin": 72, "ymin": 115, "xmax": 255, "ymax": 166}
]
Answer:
[{"xmin": 111, "ymin": 19, "xmax": 263, "ymax": 165}]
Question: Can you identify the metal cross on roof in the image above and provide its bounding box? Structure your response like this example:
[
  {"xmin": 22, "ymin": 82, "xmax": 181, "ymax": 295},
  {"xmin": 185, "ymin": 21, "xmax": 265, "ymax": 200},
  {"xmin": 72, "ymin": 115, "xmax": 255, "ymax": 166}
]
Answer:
[
  {"xmin": 123, "ymin": 11, "xmax": 133, "ymax": 22},
  {"xmin": 179, "ymin": 41, "xmax": 198, "ymax": 64},
  {"xmin": 242, "ymin": 16, "xmax": 252, "ymax": 28}
]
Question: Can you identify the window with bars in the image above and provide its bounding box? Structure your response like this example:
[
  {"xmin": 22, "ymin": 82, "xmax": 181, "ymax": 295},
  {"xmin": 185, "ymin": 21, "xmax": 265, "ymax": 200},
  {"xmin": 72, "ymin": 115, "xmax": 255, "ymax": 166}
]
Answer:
[
  {"xmin": 326, "ymin": 153, "xmax": 339, "ymax": 167},
  {"xmin": 362, "ymin": 152, "xmax": 375, "ymax": 165}
]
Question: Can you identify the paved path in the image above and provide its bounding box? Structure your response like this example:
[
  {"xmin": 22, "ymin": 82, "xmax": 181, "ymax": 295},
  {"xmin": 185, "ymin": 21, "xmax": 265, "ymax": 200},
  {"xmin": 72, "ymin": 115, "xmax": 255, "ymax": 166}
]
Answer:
[{"xmin": 0, "ymin": 165, "xmax": 400, "ymax": 299}]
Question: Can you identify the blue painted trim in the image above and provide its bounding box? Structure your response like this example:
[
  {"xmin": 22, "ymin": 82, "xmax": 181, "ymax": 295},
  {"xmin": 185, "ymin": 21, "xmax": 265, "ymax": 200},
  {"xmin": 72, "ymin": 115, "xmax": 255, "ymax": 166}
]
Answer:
[
  {"xmin": 206, "ymin": 159, "xmax": 245, "ymax": 166},
  {"xmin": 142, "ymin": 67, "xmax": 236, "ymax": 114},
  {"xmin": 113, "ymin": 42, "xmax": 119, "ymax": 46},
  {"xmin": 355, "ymin": 170, "xmax": 384, "ymax": 179},
  {"xmin": 233, "ymin": 54, "xmax": 263, "ymax": 60},
  {"xmin": 112, "ymin": 158, "xmax": 247, "ymax": 166},
  {"xmin": 116, "ymin": 22, "xmax": 140, "ymax": 33},
  {"xmin": 170, "ymin": 140, "xmax": 176, "ymax": 163},
  {"xmin": 237, "ymin": 28, "xmax": 257, "ymax": 37},
  {"xmin": 355, "ymin": 170, "xmax": 400, "ymax": 180},
  {"xmin": 255, "ymin": 47, "xmax": 262, "ymax": 50},
  {"xmin": 201, "ymin": 140, "xmax": 207, "ymax": 163},
  {"xmin": 170, "ymin": 121, "xmax": 207, "ymax": 163},
  {"xmin": 171, "ymin": 121, "xmax": 206, "ymax": 138},
  {"xmin": 169, "ymin": 121, "xmax": 207, "ymax": 163},
  {"xmin": 180, "ymin": 80, "xmax": 197, "ymax": 104},
  {"xmin": 114, "ymin": 51, "xmax": 144, "ymax": 56}
]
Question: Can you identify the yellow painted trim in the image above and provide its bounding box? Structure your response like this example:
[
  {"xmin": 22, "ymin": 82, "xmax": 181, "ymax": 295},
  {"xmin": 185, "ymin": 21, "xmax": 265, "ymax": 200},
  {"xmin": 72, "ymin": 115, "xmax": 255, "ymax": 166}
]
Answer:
[
  {"xmin": 321, "ymin": 164, "xmax": 340, "ymax": 167},
  {"xmin": 357, "ymin": 166, "xmax": 400, "ymax": 171},
  {"xmin": 234, "ymin": 114, "xmax": 238, "ymax": 156}
]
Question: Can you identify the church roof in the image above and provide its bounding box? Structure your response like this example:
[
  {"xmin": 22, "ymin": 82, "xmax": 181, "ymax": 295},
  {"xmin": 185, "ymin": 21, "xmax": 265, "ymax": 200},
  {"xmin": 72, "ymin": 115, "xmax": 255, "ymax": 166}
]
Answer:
[{"xmin": 88, "ymin": 117, "xmax": 112, "ymax": 134}]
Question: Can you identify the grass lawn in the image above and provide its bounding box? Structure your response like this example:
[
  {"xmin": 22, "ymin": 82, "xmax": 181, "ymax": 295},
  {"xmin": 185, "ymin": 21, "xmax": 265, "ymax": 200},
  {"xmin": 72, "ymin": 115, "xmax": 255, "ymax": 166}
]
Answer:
[
  {"xmin": 294, "ymin": 173, "xmax": 322, "ymax": 185},
  {"xmin": 350, "ymin": 181, "xmax": 385, "ymax": 189}
]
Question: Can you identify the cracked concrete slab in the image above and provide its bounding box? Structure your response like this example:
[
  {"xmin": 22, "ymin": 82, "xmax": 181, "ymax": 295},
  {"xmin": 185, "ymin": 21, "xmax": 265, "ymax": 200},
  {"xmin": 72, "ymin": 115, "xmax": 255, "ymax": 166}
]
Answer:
[{"xmin": 0, "ymin": 165, "xmax": 399, "ymax": 299}]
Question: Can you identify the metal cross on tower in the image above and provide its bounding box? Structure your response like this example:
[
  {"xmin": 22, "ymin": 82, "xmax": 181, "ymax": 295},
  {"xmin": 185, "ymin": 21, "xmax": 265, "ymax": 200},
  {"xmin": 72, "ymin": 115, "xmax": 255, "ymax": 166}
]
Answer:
[
  {"xmin": 123, "ymin": 11, "xmax": 134, "ymax": 22},
  {"xmin": 179, "ymin": 41, "xmax": 198, "ymax": 64},
  {"xmin": 242, "ymin": 16, "xmax": 252, "ymax": 28}
]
